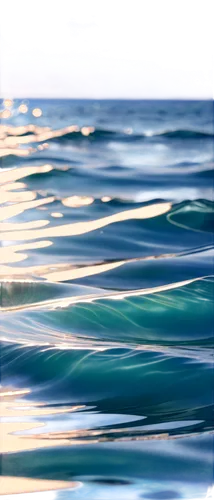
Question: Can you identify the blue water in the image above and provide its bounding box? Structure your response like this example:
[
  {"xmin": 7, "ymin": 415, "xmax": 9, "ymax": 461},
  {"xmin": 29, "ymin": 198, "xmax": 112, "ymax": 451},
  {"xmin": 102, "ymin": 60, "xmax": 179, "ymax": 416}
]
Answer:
[{"xmin": 0, "ymin": 99, "xmax": 213, "ymax": 499}]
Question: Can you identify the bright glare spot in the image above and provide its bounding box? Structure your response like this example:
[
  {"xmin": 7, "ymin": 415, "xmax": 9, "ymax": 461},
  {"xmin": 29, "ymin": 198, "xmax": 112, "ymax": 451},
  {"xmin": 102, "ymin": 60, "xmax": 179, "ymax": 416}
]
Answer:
[
  {"xmin": 38, "ymin": 143, "xmax": 49, "ymax": 151},
  {"xmin": 101, "ymin": 196, "xmax": 111, "ymax": 202},
  {"xmin": 1, "ymin": 109, "xmax": 12, "ymax": 119},
  {"xmin": 4, "ymin": 99, "xmax": 13, "ymax": 107},
  {"xmin": 19, "ymin": 104, "xmax": 28, "ymax": 114},
  {"xmin": 206, "ymin": 486, "xmax": 214, "ymax": 498},
  {"xmin": 81, "ymin": 126, "xmax": 95, "ymax": 136},
  {"xmin": 81, "ymin": 128, "xmax": 90, "ymax": 136},
  {"xmin": 62, "ymin": 195, "xmax": 94, "ymax": 207},
  {"xmin": 0, "ymin": 389, "xmax": 30, "ymax": 398},
  {"xmin": 51, "ymin": 212, "xmax": 64, "ymax": 218},
  {"xmin": 32, "ymin": 108, "xmax": 42, "ymax": 117},
  {"xmin": 67, "ymin": 125, "xmax": 80, "ymax": 133},
  {"xmin": 41, "ymin": 164, "xmax": 53, "ymax": 173}
]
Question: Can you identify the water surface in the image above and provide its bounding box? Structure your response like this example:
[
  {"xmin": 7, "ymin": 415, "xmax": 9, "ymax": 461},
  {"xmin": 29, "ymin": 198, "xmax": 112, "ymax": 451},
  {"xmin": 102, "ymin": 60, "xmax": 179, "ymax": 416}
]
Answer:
[{"xmin": 0, "ymin": 99, "xmax": 213, "ymax": 499}]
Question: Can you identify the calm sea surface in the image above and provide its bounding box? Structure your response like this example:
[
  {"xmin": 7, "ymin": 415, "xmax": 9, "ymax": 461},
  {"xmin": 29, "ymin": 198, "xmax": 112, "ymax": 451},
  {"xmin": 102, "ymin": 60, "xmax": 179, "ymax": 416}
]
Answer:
[{"xmin": 0, "ymin": 99, "xmax": 213, "ymax": 499}]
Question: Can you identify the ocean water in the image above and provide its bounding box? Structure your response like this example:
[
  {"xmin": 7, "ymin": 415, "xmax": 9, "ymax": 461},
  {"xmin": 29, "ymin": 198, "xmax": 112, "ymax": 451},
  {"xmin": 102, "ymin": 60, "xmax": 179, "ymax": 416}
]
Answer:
[{"xmin": 0, "ymin": 99, "xmax": 213, "ymax": 499}]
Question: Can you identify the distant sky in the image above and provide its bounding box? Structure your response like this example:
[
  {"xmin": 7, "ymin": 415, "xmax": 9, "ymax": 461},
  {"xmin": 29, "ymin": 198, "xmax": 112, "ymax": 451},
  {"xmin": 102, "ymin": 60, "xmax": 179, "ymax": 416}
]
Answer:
[{"xmin": 0, "ymin": 44, "xmax": 214, "ymax": 98}]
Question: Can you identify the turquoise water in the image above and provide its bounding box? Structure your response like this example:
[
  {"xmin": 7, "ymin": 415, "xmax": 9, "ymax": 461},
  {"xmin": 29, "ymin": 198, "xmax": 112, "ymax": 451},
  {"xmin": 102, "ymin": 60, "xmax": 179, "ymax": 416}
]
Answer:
[{"xmin": 0, "ymin": 99, "xmax": 213, "ymax": 499}]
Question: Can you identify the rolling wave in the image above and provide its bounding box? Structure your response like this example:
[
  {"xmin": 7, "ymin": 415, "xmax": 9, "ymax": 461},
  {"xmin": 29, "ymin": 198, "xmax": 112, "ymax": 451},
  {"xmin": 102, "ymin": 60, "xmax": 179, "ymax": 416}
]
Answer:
[{"xmin": 1, "ymin": 277, "xmax": 213, "ymax": 350}]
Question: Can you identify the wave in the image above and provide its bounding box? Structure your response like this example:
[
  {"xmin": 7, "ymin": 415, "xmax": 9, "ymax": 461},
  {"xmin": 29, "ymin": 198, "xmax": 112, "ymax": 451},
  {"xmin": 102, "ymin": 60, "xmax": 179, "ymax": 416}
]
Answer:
[
  {"xmin": 2, "ymin": 124, "xmax": 213, "ymax": 150},
  {"xmin": 48, "ymin": 127, "xmax": 214, "ymax": 143},
  {"xmin": 51, "ymin": 128, "xmax": 211, "ymax": 141},
  {"xmin": 1, "ymin": 277, "xmax": 213, "ymax": 352},
  {"xmin": 0, "ymin": 278, "xmax": 76, "ymax": 304},
  {"xmin": 152, "ymin": 129, "xmax": 214, "ymax": 140}
]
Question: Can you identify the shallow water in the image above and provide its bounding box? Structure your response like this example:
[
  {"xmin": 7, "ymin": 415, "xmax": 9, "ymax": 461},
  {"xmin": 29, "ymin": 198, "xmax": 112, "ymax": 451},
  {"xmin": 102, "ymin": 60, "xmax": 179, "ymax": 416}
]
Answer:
[{"xmin": 0, "ymin": 99, "xmax": 213, "ymax": 499}]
